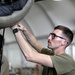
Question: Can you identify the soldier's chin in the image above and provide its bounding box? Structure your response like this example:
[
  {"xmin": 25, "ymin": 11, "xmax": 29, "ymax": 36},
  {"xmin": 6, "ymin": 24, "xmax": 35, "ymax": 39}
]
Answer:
[
  {"xmin": 47, "ymin": 46, "xmax": 53, "ymax": 49},
  {"xmin": 47, "ymin": 45, "xmax": 51, "ymax": 49},
  {"xmin": 47, "ymin": 45, "xmax": 49, "ymax": 48}
]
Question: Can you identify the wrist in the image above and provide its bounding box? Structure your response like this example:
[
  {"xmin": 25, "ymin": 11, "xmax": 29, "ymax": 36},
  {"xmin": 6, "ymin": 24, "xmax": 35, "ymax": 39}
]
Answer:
[{"xmin": 13, "ymin": 28, "xmax": 21, "ymax": 34}]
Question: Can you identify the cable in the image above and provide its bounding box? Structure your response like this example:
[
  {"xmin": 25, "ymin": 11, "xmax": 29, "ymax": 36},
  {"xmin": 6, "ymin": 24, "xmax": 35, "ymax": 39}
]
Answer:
[{"xmin": 0, "ymin": 28, "xmax": 5, "ymax": 73}]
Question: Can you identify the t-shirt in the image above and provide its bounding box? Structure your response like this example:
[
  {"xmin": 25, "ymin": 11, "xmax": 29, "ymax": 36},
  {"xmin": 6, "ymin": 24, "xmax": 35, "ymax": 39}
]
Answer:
[{"xmin": 41, "ymin": 48, "xmax": 75, "ymax": 75}]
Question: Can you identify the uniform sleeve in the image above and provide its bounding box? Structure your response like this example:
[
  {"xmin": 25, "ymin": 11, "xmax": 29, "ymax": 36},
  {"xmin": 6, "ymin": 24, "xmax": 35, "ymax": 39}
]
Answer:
[
  {"xmin": 41, "ymin": 48, "xmax": 54, "ymax": 55},
  {"xmin": 50, "ymin": 54, "xmax": 75, "ymax": 75}
]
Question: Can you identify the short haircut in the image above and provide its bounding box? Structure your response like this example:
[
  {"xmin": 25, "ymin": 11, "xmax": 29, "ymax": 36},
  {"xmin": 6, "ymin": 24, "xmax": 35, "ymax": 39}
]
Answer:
[{"xmin": 54, "ymin": 25, "xmax": 74, "ymax": 45}]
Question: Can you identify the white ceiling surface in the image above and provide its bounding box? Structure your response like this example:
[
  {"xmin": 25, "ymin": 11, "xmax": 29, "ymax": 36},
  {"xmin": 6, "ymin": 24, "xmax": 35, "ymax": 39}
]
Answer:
[
  {"xmin": 1, "ymin": 0, "xmax": 75, "ymax": 44},
  {"xmin": 38, "ymin": 0, "xmax": 75, "ymax": 29}
]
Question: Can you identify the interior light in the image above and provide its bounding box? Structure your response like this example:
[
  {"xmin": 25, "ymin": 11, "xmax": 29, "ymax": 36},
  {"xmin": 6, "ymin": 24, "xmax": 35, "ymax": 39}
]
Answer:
[{"xmin": 53, "ymin": 0, "xmax": 62, "ymax": 1}]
